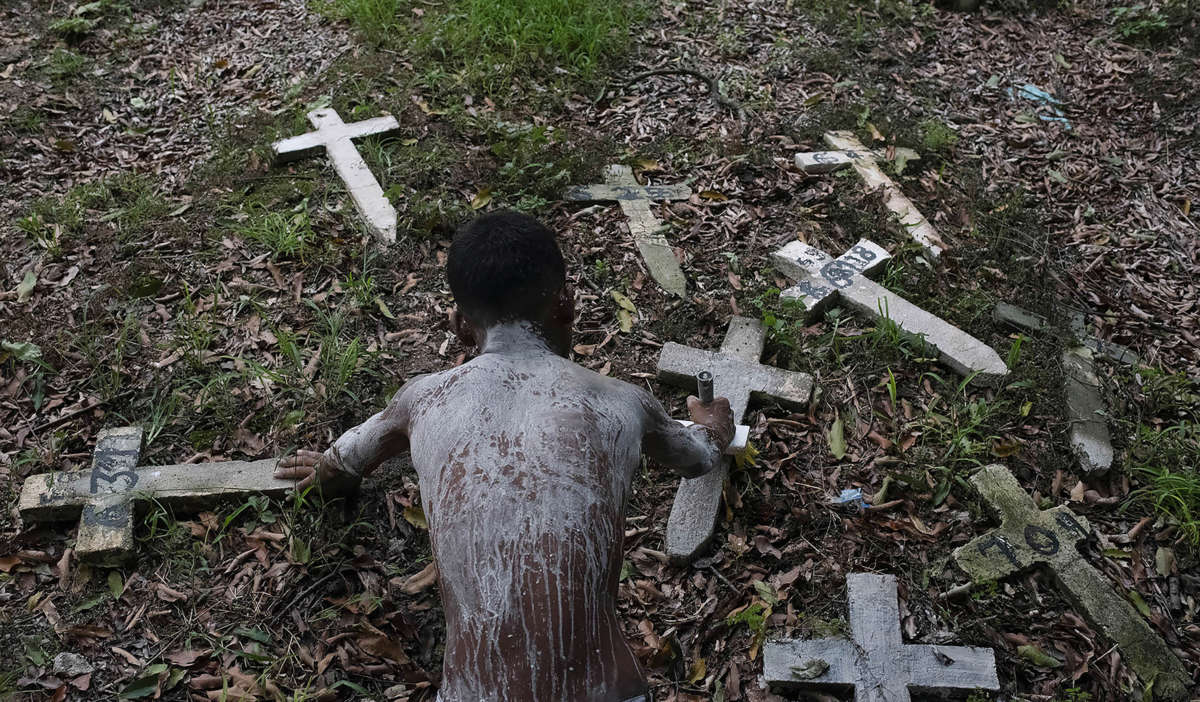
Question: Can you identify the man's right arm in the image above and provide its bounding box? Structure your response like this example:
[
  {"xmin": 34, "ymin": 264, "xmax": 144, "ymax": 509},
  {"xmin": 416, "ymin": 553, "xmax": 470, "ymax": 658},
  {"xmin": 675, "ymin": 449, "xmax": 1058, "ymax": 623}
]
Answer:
[
  {"xmin": 637, "ymin": 388, "xmax": 734, "ymax": 479},
  {"xmin": 277, "ymin": 375, "xmax": 426, "ymax": 488}
]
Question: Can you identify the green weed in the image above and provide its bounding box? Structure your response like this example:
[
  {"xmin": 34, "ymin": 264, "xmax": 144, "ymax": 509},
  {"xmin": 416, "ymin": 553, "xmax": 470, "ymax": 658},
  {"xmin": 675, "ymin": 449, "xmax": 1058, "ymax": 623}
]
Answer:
[
  {"xmin": 1111, "ymin": 5, "xmax": 1168, "ymax": 38},
  {"xmin": 750, "ymin": 286, "xmax": 810, "ymax": 353},
  {"xmin": 1006, "ymin": 334, "xmax": 1025, "ymax": 370},
  {"xmin": 920, "ymin": 119, "xmax": 958, "ymax": 154},
  {"xmin": 312, "ymin": 306, "xmax": 367, "ymax": 403},
  {"xmin": 726, "ymin": 602, "xmax": 770, "ymax": 652},
  {"xmin": 21, "ymin": 174, "xmax": 169, "ymax": 247},
  {"xmin": 46, "ymin": 48, "xmax": 87, "ymax": 79},
  {"xmin": 342, "ymin": 271, "xmax": 377, "ymax": 308},
  {"xmin": 314, "ymin": 0, "xmax": 405, "ymax": 38},
  {"xmin": 921, "ymin": 389, "xmax": 1007, "ymax": 471},
  {"xmin": 1129, "ymin": 422, "xmax": 1200, "ymax": 546},
  {"xmin": 234, "ymin": 201, "xmax": 314, "ymax": 259}
]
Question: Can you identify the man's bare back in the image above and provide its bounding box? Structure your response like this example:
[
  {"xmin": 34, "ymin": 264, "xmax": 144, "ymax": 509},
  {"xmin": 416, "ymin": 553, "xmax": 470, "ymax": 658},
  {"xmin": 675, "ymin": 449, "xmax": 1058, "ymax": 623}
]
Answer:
[{"xmin": 277, "ymin": 213, "xmax": 733, "ymax": 701}]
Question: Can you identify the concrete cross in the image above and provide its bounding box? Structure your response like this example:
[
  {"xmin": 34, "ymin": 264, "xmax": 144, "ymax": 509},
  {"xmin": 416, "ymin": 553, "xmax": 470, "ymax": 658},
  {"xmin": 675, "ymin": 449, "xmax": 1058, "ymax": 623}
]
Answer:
[
  {"xmin": 795, "ymin": 145, "xmax": 920, "ymax": 174},
  {"xmin": 954, "ymin": 465, "xmax": 1191, "ymax": 700},
  {"xmin": 764, "ymin": 573, "xmax": 999, "ymax": 702},
  {"xmin": 772, "ymin": 239, "xmax": 1008, "ymax": 385},
  {"xmin": 565, "ymin": 165, "xmax": 691, "ymax": 298},
  {"xmin": 656, "ymin": 316, "xmax": 813, "ymax": 562},
  {"xmin": 18, "ymin": 427, "xmax": 322, "ymax": 565},
  {"xmin": 994, "ymin": 302, "xmax": 1140, "ymax": 366},
  {"xmin": 272, "ymin": 108, "xmax": 400, "ymax": 244},
  {"xmin": 993, "ymin": 302, "xmax": 1124, "ymax": 473},
  {"xmin": 795, "ymin": 131, "xmax": 944, "ymax": 257}
]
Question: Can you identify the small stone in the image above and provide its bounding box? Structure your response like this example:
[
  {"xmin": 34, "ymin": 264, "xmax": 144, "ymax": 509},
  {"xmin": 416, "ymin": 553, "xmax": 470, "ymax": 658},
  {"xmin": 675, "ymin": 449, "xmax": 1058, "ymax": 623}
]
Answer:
[
  {"xmin": 992, "ymin": 302, "xmax": 1049, "ymax": 333},
  {"xmin": 53, "ymin": 652, "xmax": 94, "ymax": 677}
]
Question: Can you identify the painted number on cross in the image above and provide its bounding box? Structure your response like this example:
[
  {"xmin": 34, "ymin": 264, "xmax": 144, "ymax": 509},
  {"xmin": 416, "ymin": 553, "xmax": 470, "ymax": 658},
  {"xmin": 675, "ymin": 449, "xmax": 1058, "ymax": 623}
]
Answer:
[
  {"xmin": 83, "ymin": 502, "xmax": 128, "ymax": 527},
  {"xmin": 975, "ymin": 512, "xmax": 1089, "ymax": 569},
  {"xmin": 90, "ymin": 451, "xmax": 139, "ymax": 494}
]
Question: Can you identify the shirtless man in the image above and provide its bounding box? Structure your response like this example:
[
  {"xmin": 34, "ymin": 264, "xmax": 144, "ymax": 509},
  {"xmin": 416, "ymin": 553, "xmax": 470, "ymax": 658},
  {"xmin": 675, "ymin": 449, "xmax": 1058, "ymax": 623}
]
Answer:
[{"xmin": 276, "ymin": 211, "xmax": 734, "ymax": 702}]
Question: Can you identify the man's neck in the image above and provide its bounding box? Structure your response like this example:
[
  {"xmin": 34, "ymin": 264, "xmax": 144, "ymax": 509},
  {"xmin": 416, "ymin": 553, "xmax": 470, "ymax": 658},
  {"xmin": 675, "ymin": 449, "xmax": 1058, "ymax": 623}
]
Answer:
[{"xmin": 479, "ymin": 321, "xmax": 562, "ymax": 357}]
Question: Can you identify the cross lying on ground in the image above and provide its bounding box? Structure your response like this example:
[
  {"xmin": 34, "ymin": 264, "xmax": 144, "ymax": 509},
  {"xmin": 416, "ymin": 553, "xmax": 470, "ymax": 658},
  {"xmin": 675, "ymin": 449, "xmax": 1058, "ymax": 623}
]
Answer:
[
  {"xmin": 772, "ymin": 238, "xmax": 1008, "ymax": 385},
  {"xmin": 994, "ymin": 302, "xmax": 1140, "ymax": 366},
  {"xmin": 272, "ymin": 107, "xmax": 400, "ymax": 244},
  {"xmin": 565, "ymin": 165, "xmax": 691, "ymax": 298},
  {"xmin": 656, "ymin": 316, "xmax": 813, "ymax": 563},
  {"xmin": 994, "ymin": 302, "xmax": 1128, "ymax": 474},
  {"xmin": 795, "ymin": 130, "xmax": 944, "ymax": 257},
  {"xmin": 764, "ymin": 572, "xmax": 998, "ymax": 702},
  {"xmin": 19, "ymin": 427, "xmax": 339, "ymax": 565},
  {"xmin": 953, "ymin": 464, "xmax": 1191, "ymax": 700}
]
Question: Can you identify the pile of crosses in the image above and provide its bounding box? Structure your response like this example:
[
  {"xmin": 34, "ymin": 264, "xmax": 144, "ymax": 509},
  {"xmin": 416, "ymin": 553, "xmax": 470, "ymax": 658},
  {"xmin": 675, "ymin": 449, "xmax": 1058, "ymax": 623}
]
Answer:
[{"xmin": 17, "ymin": 124, "xmax": 1191, "ymax": 700}]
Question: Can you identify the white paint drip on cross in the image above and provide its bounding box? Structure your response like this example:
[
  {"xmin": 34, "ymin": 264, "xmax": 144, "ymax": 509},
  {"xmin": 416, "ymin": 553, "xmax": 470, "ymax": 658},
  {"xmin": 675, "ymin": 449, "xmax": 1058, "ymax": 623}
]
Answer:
[
  {"xmin": 772, "ymin": 239, "xmax": 1008, "ymax": 385},
  {"xmin": 795, "ymin": 130, "xmax": 944, "ymax": 257},
  {"xmin": 18, "ymin": 426, "xmax": 342, "ymax": 564},
  {"xmin": 656, "ymin": 317, "xmax": 813, "ymax": 563},
  {"xmin": 565, "ymin": 165, "xmax": 691, "ymax": 297},
  {"xmin": 273, "ymin": 108, "xmax": 400, "ymax": 244},
  {"xmin": 764, "ymin": 573, "xmax": 999, "ymax": 702}
]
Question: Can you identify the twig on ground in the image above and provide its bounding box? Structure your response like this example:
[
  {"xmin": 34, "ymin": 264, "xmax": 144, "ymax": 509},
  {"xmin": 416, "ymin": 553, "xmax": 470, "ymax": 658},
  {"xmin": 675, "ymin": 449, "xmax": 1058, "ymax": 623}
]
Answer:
[{"xmin": 271, "ymin": 567, "xmax": 345, "ymax": 623}]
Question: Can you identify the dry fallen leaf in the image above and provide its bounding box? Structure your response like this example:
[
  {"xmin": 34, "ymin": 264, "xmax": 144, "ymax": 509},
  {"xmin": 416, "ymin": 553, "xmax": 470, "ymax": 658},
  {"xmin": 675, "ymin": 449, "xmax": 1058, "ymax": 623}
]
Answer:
[{"xmin": 401, "ymin": 562, "xmax": 438, "ymax": 595}]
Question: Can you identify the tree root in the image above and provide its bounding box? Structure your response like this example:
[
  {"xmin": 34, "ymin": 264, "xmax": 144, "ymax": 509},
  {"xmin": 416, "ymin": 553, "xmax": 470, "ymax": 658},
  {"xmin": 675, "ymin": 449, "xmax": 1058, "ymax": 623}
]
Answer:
[{"xmin": 615, "ymin": 67, "xmax": 748, "ymax": 127}]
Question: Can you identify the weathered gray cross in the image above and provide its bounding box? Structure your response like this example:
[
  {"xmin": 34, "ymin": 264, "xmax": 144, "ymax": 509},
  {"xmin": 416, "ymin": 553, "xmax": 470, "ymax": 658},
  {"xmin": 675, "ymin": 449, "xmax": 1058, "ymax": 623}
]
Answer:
[
  {"xmin": 19, "ymin": 427, "xmax": 324, "ymax": 565},
  {"xmin": 795, "ymin": 130, "xmax": 943, "ymax": 257},
  {"xmin": 764, "ymin": 573, "xmax": 999, "ymax": 702},
  {"xmin": 994, "ymin": 302, "xmax": 1137, "ymax": 473},
  {"xmin": 994, "ymin": 302, "xmax": 1140, "ymax": 366},
  {"xmin": 272, "ymin": 107, "xmax": 400, "ymax": 243},
  {"xmin": 656, "ymin": 316, "xmax": 813, "ymax": 563},
  {"xmin": 772, "ymin": 238, "xmax": 1007, "ymax": 385},
  {"xmin": 954, "ymin": 465, "xmax": 1190, "ymax": 700},
  {"xmin": 565, "ymin": 165, "xmax": 691, "ymax": 298}
]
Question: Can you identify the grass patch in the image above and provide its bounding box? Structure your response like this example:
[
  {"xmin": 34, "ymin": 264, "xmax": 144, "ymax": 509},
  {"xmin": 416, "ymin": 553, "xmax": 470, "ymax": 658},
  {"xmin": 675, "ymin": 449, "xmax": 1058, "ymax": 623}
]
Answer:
[
  {"xmin": 318, "ymin": 0, "xmax": 646, "ymax": 89},
  {"xmin": 920, "ymin": 119, "xmax": 958, "ymax": 154},
  {"xmin": 18, "ymin": 174, "xmax": 171, "ymax": 254},
  {"xmin": 232, "ymin": 201, "xmax": 315, "ymax": 260},
  {"xmin": 1127, "ymin": 372, "xmax": 1200, "ymax": 548}
]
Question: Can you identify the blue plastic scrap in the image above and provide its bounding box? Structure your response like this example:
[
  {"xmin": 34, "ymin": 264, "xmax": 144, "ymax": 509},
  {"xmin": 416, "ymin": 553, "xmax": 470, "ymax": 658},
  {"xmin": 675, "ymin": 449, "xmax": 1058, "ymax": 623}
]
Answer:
[
  {"xmin": 1008, "ymin": 82, "xmax": 1072, "ymax": 129},
  {"xmin": 837, "ymin": 488, "xmax": 871, "ymax": 509}
]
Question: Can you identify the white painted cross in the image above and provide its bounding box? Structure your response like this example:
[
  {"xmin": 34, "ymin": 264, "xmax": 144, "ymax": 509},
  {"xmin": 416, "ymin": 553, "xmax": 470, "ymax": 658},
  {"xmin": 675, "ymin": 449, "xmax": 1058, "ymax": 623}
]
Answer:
[
  {"xmin": 772, "ymin": 239, "xmax": 1008, "ymax": 385},
  {"xmin": 272, "ymin": 108, "xmax": 400, "ymax": 243},
  {"xmin": 565, "ymin": 165, "xmax": 691, "ymax": 297},
  {"xmin": 764, "ymin": 573, "xmax": 999, "ymax": 701},
  {"xmin": 953, "ymin": 465, "xmax": 1191, "ymax": 700},
  {"xmin": 656, "ymin": 317, "xmax": 813, "ymax": 563},
  {"xmin": 796, "ymin": 131, "xmax": 944, "ymax": 257},
  {"xmin": 18, "ymin": 427, "xmax": 340, "ymax": 565}
]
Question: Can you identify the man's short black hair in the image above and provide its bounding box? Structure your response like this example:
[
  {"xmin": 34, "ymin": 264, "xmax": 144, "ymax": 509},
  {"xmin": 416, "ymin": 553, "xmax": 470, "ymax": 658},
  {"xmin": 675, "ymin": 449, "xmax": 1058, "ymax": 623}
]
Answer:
[{"xmin": 447, "ymin": 211, "xmax": 566, "ymax": 326}]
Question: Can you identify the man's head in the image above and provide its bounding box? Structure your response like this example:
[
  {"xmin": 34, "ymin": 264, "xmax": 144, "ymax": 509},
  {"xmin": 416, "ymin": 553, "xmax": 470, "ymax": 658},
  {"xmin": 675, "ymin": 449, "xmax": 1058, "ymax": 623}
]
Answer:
[{"xmin": 447, "ymin": 211, "xmax": 572, "ymax": 352}]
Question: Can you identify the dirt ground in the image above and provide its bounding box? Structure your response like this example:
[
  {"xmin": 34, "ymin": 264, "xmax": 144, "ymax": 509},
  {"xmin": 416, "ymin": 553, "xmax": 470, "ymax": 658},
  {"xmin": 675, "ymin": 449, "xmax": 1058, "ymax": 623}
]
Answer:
[{"xmin": 1, "ymin": 0, "xmax": 1197, "ymax": 700}]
